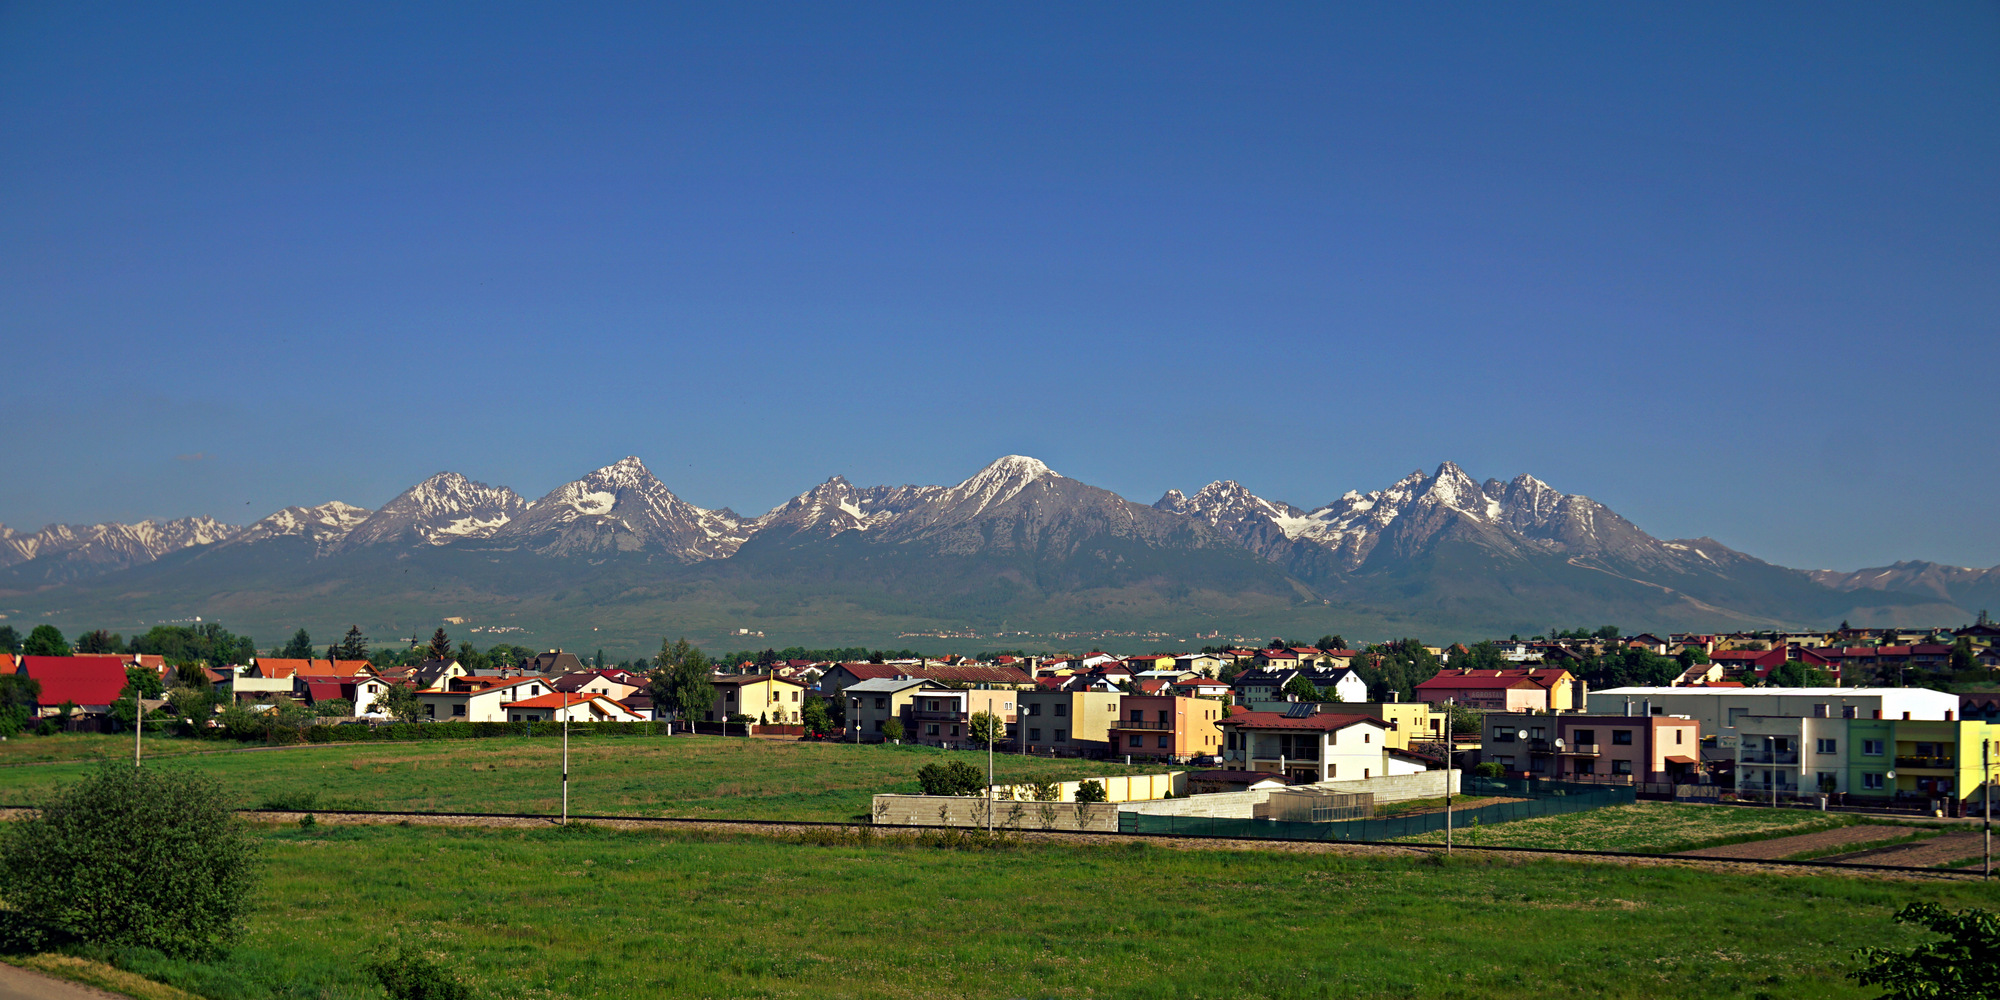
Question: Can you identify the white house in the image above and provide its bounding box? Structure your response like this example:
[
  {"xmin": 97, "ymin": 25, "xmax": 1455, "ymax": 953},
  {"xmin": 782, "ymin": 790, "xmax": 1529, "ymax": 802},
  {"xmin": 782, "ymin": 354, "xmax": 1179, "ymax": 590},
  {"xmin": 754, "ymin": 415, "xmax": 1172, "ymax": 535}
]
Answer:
[
  {"xmin": 418, "ymin": 677, "xmax": 554, "ymax": 723},
  {"xmin": 500, "ymin": 691, "xmax": 645, "ymax": 723},
  {"xmin": 1218, "ymin": 710, "xmax": 1396, "ymax": 785}
]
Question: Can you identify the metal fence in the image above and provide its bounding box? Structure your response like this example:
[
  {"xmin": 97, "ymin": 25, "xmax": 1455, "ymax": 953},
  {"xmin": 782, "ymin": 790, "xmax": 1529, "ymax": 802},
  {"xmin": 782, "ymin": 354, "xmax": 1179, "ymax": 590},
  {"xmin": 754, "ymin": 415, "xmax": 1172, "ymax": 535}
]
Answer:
[{"xmin": 1118, "ymin": 777, "xmax": 1634, "ymax": 841}]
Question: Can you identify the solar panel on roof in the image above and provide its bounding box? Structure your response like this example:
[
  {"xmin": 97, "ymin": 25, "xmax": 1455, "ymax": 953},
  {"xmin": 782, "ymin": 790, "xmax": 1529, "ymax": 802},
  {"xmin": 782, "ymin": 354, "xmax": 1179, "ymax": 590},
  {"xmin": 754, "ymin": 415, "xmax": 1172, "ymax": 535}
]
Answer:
[{"xmin": 1283, "ymin": 703, "xmax": 1316, "ymax": 718}]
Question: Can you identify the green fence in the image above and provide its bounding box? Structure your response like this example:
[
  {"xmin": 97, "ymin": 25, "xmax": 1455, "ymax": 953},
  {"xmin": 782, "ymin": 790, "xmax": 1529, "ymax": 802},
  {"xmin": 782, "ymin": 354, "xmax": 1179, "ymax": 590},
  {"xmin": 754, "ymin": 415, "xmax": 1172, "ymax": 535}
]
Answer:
[{"xmin": 1118, "ymin": 777, "xmax": 1635, "ymax": 841}]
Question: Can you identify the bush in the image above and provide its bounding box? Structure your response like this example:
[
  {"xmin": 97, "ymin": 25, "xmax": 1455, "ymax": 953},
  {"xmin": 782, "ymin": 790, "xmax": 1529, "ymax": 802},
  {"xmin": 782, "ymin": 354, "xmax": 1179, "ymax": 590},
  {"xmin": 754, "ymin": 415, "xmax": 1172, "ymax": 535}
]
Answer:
[
  {"xmin": 365, "ymin": 947, "xmax": 471, "ymax": 1000},
  {"xmin": 1075, "ymin": 780, "xmax": 1107, "ymax": 804},
  {"xmin": 1473, "ymin": 762, "xmax": 1505, "ymax": 778},
  {"xmin": 916, "ymin": 760, "xmax": 986, "ymax": 796},
  {"xmin": 0, "ymin": 764, "xmax": 258, "ymax": 958},
  {"xmin": 1852, "ymin": 903, "xmax": 2000, "ymax": 999}
]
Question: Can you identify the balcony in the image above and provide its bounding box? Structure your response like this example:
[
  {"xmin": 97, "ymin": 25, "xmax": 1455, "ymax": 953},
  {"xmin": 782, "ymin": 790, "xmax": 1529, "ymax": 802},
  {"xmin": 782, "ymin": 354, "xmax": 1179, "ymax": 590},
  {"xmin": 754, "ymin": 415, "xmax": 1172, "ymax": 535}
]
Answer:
[
  {"xmin": 1529, "ymin": 738, "xmax": 1555, "ymax": 753},
  {"xmin": 1740, "ymin": 781, "xmax": 1801, "ymax": 794},
  {"xmin": 1896, "ymin": 755, "xmax": 1955, "ymax": 770},
  {"xmin": 1560, "ymin": 743, "xmax": 1600, "ymax": 756},
  {"xmin": 908, "ymin": 710, "xmax": 966, "ymax": 723},
  {"xmin": 1111, "ymin": 719, "xmax": 1175, "ymax": 731},
  {"xmin": 1740, "ymin": 751, "xmax": 1800, "ymax": 765}
]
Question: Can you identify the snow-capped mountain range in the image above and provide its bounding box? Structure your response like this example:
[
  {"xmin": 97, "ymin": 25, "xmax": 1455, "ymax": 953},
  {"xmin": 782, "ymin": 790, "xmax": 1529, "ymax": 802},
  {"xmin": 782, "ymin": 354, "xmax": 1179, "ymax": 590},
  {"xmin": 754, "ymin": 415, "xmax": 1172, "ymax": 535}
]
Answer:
[{"xmin": 2, "ymin": 455, "xmax": 1988, "ymax": 629}]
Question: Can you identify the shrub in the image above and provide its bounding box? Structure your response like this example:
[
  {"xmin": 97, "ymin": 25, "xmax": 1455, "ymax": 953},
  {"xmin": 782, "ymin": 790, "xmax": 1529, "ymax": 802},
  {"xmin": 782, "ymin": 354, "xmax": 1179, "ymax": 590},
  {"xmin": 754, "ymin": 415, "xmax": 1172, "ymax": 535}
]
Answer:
[
  {"xmin": 1473, "ymin": 762, "xmax": 1505, "ymax": 778},
  {"xmin": 881, "ymin": 719, "xmax": 905, "ymax": 741},
  {"xmin": 365, "ymin": 947, "xmax": 471, "ymax": 1000},
  {"xmin": 916, "ymin": 760, "xmax": 986, "ymax": 796},
  {"xmin": 0, "ymin": 764, "xmax": 258, "ymax": 958},
  {"xmin": 1075, "ymin": 780, "xmax": 1107, "ymax": 804},
  {"xmin": 1852, "ymin": 903, "xmax": 2000, "ymax": 999}
]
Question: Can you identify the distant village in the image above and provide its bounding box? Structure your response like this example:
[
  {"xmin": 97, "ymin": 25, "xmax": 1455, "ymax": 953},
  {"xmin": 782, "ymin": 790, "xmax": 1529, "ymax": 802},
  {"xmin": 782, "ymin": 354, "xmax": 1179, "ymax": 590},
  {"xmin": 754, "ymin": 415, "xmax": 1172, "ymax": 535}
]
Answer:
[{"xmin": 5, "ymin": 618, "xmax": 1999, "ymax": 816}]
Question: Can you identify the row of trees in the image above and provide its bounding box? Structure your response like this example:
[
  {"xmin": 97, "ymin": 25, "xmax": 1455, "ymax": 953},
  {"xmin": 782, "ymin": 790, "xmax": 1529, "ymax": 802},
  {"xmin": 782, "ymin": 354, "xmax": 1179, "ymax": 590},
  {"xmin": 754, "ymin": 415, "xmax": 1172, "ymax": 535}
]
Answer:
[{"xmin": 0, "ymin": 623, "xmax": 259, "ymax": 666}]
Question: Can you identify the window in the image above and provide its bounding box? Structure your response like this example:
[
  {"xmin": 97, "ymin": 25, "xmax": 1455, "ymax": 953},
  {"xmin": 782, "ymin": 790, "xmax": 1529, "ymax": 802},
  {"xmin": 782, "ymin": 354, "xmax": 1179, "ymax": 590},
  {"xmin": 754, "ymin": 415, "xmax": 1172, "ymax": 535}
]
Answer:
[
  {"xmin": 1817, "ymin": 772, "xmax": 1838, "ymax": 791},
  {"xmin": 1612, "ymin": 730, "xmax": 1633, "ymax": 745},
  {"xmin": 929, "ymin": 700, "xmax": 942, "ymax": 712},
  {"xmin": 1842, "ymin": 705, "xmax": 1857, "ymax": 719},
  {"xmin": 792, "ymin": 691, "xmax": 799, "ymax": 702},
  {"xmin": 1131, "ymin": 709, "xmax": 1143, "ymax": 722},
  {"xmin": 1675, "ymin": 729, "xmax": 1684, "ymax": 745},
  {"xmin": 1613, "ymin": 760, "xmax": 1633, "ymax": 775},
  {"xmin": 1004, "ymin": 701, "xmax": 1013, "ymax": 711},
  {"xmin": 874, "ymin": 698, "xmax": 886, "ymax": 710},
  {"xmin": 1363, "ymin": 732, "xmax": 1371, "ymax": 744},
  {"xmin": 1813, "ymin": 704, "xmax": 1828, "ymax": 718},
  {"xmin": 1158, "ymin": 736, "xmax": 1169, "ymax": 748},
  {"xmin": 926, "ymin": 724, "xmax": 939, "ymax": 736},
  {"xmin": 1573, "ymin": 729, "xmax": 1596, "ymax": 746},
  {"xmin": 1157, "ymin": 710, "xmax": 1170, "ymax": 723},
  {"xmin": 452, "ymin": 704, "xmax": 466, "ymax": 717},
  {"xmin": 1027, "ymin": 704, "xmax": 1041, "ymax": 716},
  {"xmin": 1054, "ymin": 704, "xmax": 1067, "ymax": 717},
  {"xmin": 366, "ymin": 684, "xmax": 379, "ymax": 694},
  {"xmin": 1054, "ymin": 730, "xmax": 1066, "ymax": 742},
  {"xmin": 1864, "ymin": 739, "xmax": 1884, "ymax": 756},
  {"xmin": 1863, "ymin": 772, "xmax": 1884, "ymax": 790},
  {"xmin": 426, "ymin": 704, "xmax": 436, "ymax": 719},
  {"xmin": 1028, "ymin": 728, "xmax": 1041, "ymax": 741},
  {"xmin": 1817, "ymin": 738, "xmax": 1838, "ymax": 754},
  {"xmin": 1574, "ymin": 761, "xmax": 1595, "ymax": 775},
  {"xmin": 1129, "ymin": 735, "xmax": 1143, "ymax": 747},
  {"xmin": 1529, "ymin": 757, "xmax": 1548, "ymax": 773},
  {"xmin": 1530, "ymin": 726, "xmax": 1546, "ymax": 740},
  {"xmin": 950, "ymin": 725, "xmax": 960, "ymax": 737}
]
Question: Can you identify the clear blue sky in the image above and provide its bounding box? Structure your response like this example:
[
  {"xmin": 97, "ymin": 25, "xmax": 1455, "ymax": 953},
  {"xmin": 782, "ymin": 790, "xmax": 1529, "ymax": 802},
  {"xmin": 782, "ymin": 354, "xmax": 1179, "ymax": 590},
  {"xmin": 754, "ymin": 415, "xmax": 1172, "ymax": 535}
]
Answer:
[{"xmin": 2, "ymin": 3, "xmax": 1995, "ymax": 571}]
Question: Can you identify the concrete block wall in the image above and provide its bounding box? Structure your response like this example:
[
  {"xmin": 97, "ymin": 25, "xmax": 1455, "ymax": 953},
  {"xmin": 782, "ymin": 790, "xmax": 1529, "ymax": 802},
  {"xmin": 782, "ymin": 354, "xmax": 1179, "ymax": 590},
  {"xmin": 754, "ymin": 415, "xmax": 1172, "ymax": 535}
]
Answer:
[{"xmin": 872, "ymin": 794, "xmax": 1121, "ymax": 832}]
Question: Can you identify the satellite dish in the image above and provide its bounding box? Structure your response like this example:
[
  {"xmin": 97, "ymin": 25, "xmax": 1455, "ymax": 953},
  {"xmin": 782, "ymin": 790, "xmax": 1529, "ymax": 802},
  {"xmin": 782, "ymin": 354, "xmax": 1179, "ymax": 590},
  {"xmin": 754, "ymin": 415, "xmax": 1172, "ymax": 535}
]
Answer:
[
  {"xmin": 1516, "ymin": 730, "xmax": 1528, "ymax": 740},
  {"xmin": 1885, "ymin": 769, "xmax": 1897, "ymax": 779},
  {"xmin": 1556, "ymin": 738, "xmax": 1566, "ymax": 749}
]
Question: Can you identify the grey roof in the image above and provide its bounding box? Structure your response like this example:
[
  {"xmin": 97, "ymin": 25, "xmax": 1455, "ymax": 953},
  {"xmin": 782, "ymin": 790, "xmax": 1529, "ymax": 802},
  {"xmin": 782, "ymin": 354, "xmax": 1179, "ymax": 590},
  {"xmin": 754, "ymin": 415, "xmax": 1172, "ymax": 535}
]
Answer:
[{"xmin": 843, "ymin": 677, "xmax": 938, "ymax": 695}]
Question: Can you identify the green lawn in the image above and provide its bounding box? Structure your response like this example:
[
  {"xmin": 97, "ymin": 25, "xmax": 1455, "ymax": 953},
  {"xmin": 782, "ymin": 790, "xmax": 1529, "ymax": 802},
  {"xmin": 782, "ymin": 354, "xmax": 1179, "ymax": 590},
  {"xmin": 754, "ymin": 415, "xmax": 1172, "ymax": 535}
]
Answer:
[
  {"xmin": 1393, "ymin": 802, "xmax": 1857, "ymax": 853},
  {"xmin": 36, "ymin": 820, "xmax": 2000, "ymax": 1000},
  {"xmin": 0, "ymin": 735, "xmax": 1152, "ymax": 822},
  {"xmin": 0, "ymin": 732, "xmax": 220, "ymax": 765}
]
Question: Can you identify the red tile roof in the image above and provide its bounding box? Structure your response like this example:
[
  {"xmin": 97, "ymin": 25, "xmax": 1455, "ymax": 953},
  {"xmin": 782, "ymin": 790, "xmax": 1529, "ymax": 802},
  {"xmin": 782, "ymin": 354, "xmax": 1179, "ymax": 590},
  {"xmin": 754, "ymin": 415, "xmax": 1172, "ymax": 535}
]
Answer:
[
  {"xmin": 1414, "ymin": 675, "xmax": 1537, "ymax": 690},
  {"xmin": 20, "ymin": 656, "xmax": 130, "ymax": 707}
]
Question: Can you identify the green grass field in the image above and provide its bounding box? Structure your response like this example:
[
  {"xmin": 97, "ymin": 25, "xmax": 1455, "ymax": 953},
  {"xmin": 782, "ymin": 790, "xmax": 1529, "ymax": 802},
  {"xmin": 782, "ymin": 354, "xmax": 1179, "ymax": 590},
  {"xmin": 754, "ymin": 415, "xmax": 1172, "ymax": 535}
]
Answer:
[
  {"xmin": 1393, "ymin": 802, "xmax": 1857, "ymax": 853},
  {"xmin": 0, "ymin": 734, "xmax": 1151, "ymax": 822},
  {"xmin": 29, "ymin": 820, "xmax": 2000, "ymax": 1000}
]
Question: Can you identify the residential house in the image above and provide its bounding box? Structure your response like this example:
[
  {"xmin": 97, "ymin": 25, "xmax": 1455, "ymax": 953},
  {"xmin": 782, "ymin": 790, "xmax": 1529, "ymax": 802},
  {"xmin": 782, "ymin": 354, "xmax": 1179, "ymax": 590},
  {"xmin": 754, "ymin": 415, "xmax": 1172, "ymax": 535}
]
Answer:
[
  {"xmin": 1843, "ymin": 717, "xmax": 2000, "ymax": 807},
  {"xmin": 1480, "ymin": 713, "xmax": 1700, "ymax": 783},
  {"xmin": 552, "ymin": 669, "xmax": 645, "ymax": 701},
  {"xmin": 500, "ymin": 691, "xmax": 645, "ymax": 723},
  {"xmin": 1426, "ymin": 668, "xmax": 1583, "ymax": 711},
  {"xmin": 1173, "ymin": 653, "xmax": 1226, "ymax": 677},
  {"xmin": 1104, "ymin": 694, "xmax": 1225, "ymax": 761},
  {"xmin": 1015, "ymin": 689, "xmax": 1123, "ymax": 752},
  {"xmin": 235, "ymin": 658, "xmax": 310, "ymax": 701},
  {"xmin": 416, "ymin": 677, "xmax": 556, "ymax": 722},
  {"xmin": 517, "ymin": 650, "xmax": 590, "ymax": 675},
  {"xmin": 1219, "ymin": 709, "xmax": 1397, "ymax": 784},
  {"xmin": 707, "ymin": 674, "xmax": 806, "ymax": 724},
  {"xmin": 842, "ymin": 677, "xmax": 936, "ymax": 738},
  {"xmin": 1171, "ymin": 677, "xmax": 1233, "ymax": 700},
  {"xmin": 17, "ymin": 655, "xmax": 130, "ymax": 718},
  {"xmin": 1413, "ymin": 674, "xmax": 1546, "ymax": 712},
  {"xmin": 1329, "ymin": 701, "xmax": 1447, "ymax": 750},
  {"xmin": 412, "ymin": 658, "xmax": 469, "ymax": 691},
  {"xmin": 902, "ymin": 688, "xmax": 1018, "ymax": 745}
]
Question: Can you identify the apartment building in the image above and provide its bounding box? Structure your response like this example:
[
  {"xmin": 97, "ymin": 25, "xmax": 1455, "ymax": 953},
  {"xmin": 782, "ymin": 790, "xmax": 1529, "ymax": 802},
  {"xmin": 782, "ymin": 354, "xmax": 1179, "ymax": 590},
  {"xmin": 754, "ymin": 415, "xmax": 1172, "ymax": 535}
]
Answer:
[
  {"xmin": 1591, "ymin": 687, "xmax": 1961, "ymax": 738},
  {"xmin": 1015, "ymin": 689, "xmax": 1123, "ymax": 752},
  {"xmin": 1738, "ymin": 717, "xmax": 2000, "ymax": 806},
  {"xmin": 706, "ymin": 674, "xmax": 806, "ymax": 724},
  {"xmin": 1104, "ymin": 694, "xmax": 1225, "ymax": 760}
]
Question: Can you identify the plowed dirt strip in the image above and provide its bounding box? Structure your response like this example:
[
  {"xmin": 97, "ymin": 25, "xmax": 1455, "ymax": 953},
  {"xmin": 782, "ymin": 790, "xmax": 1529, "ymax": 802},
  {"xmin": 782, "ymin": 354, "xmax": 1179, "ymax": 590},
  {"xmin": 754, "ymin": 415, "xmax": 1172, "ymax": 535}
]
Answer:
[
  {"xmin": 1829, "ymin": 832, "xmax": 1987, "ymax": 868},
  {"xmin": 1678, "ymin": 824, "xmax": 1928, "ymax": 859}
]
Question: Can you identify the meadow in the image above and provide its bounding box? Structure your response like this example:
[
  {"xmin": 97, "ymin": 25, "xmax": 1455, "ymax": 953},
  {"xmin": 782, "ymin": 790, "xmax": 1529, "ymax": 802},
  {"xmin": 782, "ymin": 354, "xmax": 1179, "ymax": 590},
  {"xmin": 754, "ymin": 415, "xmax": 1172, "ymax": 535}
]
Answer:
[
  {"xmin": 0, "ymin": 733, "xmax": 1151, "ymax": 822},
  {"xmin": 22, "ymin": 820, "xmax": 2000, "ymax": 1000}
]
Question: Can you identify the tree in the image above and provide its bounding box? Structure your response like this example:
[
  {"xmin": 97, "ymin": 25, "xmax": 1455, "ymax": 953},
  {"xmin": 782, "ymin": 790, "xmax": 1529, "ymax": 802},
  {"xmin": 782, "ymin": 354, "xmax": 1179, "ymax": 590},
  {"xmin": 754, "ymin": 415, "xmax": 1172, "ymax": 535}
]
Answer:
[
  {"xmin": 0, "ymin": 764, "xmax": 258, "ymax": 958},
  {"xmin": 1593, "ymin": 625, "xmax": 1621, "ymax": 640},
  {"xmin": 1766, "ymin": 660, "xmax": 1832, "ymax": 687},
  {"xmin": 882, "ymin": 719, "xmax": 905, "ymax": 742},
  {"xmin": 801, "ymin": 696, "xmax": 832, "ymax": 737},
  {"xmin": 1445, "ymin": 702, "xmax": 1483, "ymax": 736},
  {"xmin": 647, "ymin": 637, "xmax": 714, "ymax": 723},
  {"xmin": 0, "ymin": 625, "xmax": 18, "ymax": 654},
  {"xmin": 111, "ymin": 666, "xmax": 165, "ymax": 731},
  {"xmin": 1851, "ymin": 903, "xmax": 2000, "ymax": 1000},
  {"xmin": 916, "ymin": 760, "xmax": 986, "ymax": 796},
  {"xmin": 1951, "ymin": 638, "xmax": 1979, "ymax": 674},
  {"xmin": 1455, "ymin": 640, "xmax": 1506, "ymax": 671},
  {"xmin": 1074, "ymin": 780, "xmax": 1107, "ymax": 804},
  {"xmin": 314, "ymin": 698, "xmax": 355, "ymax": 718},
  {"xmin": 74, "ymin": 629, "xmax": 122, "ymax": 654},
  {"xmin": 280, "ymin": 628, "xmax": 315, "ymax": 660},
  {"xmin": 375, "ymin": 681, "xmax": 424, "ymax": 723},
  {"xmin": 1281, "ymin": 675, "xmax": 1322, "ymax": 702},
  {"xmin": 336, "ymin": 626, "xmax": 369, "ymax": 661},
  {"xmin": 1316, "ymin": 635, "xmax": 1348, "ymax": 651},
  {"xmin": 0, "ymin": 674, "xmax": 41, "ymax": 737},
  {"xmin": 165, "ymin": 683, "xmax": 215, "ymax": 734},
  {"xmin": 1267, "ymin": 638, "xmax": 1287, "ymax": 649},
  {"xmin": 427, "ymin": 628, "xmax": 452, "ymax": 662},
  {"xmin": 21, "ymin": 625, "xmax": 69, "ymax": 657},
  {"xmin": 967, "ymin": 710, "xmax": 1005, "ymax": 747}
]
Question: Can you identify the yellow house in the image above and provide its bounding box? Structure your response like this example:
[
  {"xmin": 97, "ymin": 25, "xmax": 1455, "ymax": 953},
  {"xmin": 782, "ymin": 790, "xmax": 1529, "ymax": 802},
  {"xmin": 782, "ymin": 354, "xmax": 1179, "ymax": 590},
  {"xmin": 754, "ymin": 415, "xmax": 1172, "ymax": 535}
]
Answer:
[
  {"xmin": 1338, "ymin": 701, "xmax": 1449, "ymax": 750},
  {"xmin": 707, "ymin": 674, "xmax": 806, "ymax": 724},
  {"xmin": 1017, "ymin": 689, "xmax": 1124, "ymax": 752},
  {"xmin": 842, "ymin": 677, "xmax": 936, "ymax": 738}
]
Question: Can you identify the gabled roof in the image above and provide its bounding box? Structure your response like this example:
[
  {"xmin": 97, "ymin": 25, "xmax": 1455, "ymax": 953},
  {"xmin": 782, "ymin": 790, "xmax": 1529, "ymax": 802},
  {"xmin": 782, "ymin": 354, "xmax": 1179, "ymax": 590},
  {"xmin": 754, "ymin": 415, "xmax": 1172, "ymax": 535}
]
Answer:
[
  {"xmin": 300, "ymin": 679, "xmax": 348, "ymax": 702},
  {"xmin": 255, "ymin": 658, "xmax": 310, "ymax": 679},
  {"xmin": 1220, "ymin": 711, "xmax": 1387, "ymax": 732},
  {"xmin": 843, "ymin": 677, "xmax": 936, "ymax": 695},
  {"xmin": 19, "ymin": 656, "xmax": 130, "ymax": 707},
  {"xmin": 1415, "ymin": 675, "xmax": 1538, "ymax": 690}
]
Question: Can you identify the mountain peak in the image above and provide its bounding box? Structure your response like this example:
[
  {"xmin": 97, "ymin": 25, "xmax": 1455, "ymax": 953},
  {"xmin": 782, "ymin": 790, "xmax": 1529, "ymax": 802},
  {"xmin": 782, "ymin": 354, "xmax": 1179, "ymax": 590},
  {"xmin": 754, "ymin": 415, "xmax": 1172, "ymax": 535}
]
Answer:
[
  {"xmin": 976, "ymin": 455, "xmax": 1056, "ymax": 480},
  {"xmin": 589, "ymin": 456, "xmax": 657, "ymax": 487}
]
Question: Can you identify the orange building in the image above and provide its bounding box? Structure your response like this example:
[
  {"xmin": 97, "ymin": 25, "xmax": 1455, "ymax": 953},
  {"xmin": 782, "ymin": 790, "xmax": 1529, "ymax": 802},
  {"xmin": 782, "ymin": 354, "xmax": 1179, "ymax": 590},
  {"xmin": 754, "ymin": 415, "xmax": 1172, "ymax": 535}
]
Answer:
[{"xmin": 1105, "ymin": 694, "xmax": 1225, "ymax": 761}]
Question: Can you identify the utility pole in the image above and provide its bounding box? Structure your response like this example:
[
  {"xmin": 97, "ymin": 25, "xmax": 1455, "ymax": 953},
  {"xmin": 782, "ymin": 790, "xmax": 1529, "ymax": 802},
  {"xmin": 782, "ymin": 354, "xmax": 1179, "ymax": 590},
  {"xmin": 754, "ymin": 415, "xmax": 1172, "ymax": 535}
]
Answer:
[
  {"xmin": 1444, "ymin": 699, "xmax": 1454, "ymax": 854},
  {"xmin": 134, "ymin": 696, "xmax": 142, "ymax": 768},
  {"xmin": 1985, "ymin": 738, "xmax": 1991, "ymax": 879},
  {"xmin": 987, "ymin": 706, "xmax": 995, "ymax": 835},
  {"xmin": 561, "ymin": 698, "xmax": 571, "ymax": 826}
]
